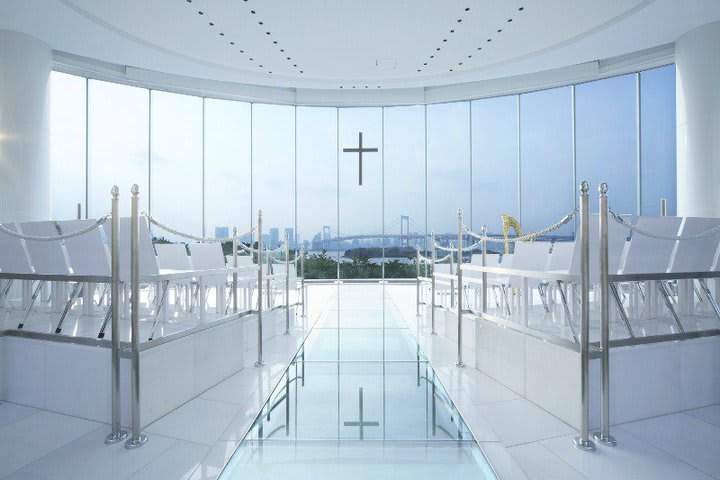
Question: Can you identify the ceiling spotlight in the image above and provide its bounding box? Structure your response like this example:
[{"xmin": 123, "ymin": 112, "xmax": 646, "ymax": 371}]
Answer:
[
  {"xmin": 458, "ymin": 62, "xmax": 462, "ymax": 65},
  {"xmin": 497, "ymin": 29, "xmax": 502, "ymax": 33},
  {"xmin": 230, "ymin": 41, "xmax": 235, "ymax": 45},
  {"xmin": 477, "ymin": 47, "xmax": 482, "ymax": 50},
  {"xmin": 273, "ymin": 41, "xmax": 278, "ymax": 44},
  {"xmin": 220, "ymin": 32, "xmax": 224, "ymax": 36},
  {"xmin": 250, "ymin": 10, "xmax": 255, "ymax": 14},
  {"xmin": 186, "ymin": 0, "xmax": 191, "ymax": 3},
  {"xmin": 259, "ymin": 21, "xmax": 263, "ymax": 25},
  {"xmin": 266, "ymin": 32, "xmax": 270, "ymax": 35},
  {"xmin": 209, "ymin": 22, "xmax": 214, "ymax": 26},
  {"xmin": 507, "ymin": 18, "xmax": 513, "ymax": 22},
  {"xmin": 259, "ymin": 64, "xmax": 263, "ymax": 67},
  {"xmin": 436, "ymin": 47, "xmax": 440, "ymax": 51},
  {"xmin": 364, "ymin": 86, "xmax": 368, "ymax": 88},
  {"xmin": 340, "ymin": 86, "xmax": 344, "ymax": 88},
  {"xmin": 300, "ymin": 70, "xmax": 303, "ymax": 73},
  {"xmin": 487, "ymin": 38, "xmax": 492, "ymax": 42},
  {"xmin": 269, "ymin": 71, "xmax": 272, "ymax": 74},
  {"xmin": 450, "ymin": 29, "xmax": 455, "ymax": 33},
  {"xmin": 443, "ymin": 39, "xmax": 447, "ymax": 42},
  {"xmin": 457, "ymin": 19, "xmax": 462, "ymax": 22},
  {"xmin": 423, "ymin": 62, "xmax": 427, "ymax": 65},
  {"xmin": 280, "ymin": 49, "xmax": 285, "ymax": 52},
  {"xmin": 468, "ymin": 55, "xmax": 472, "ymax": 58},
  {"xmin": 519, "ymin": 6, "xmax": 524, "ymax": 11},
  {"xmin": 293, "ymin": 64, "xmax": 297, "ymax": 67},
  {"xmin": 198, "ymin": 11, "xmax": 203, "ymax": 15},
  {"xmin": 286, "ymin": 57, "xmax": 290, "ymax": 60},
  {"xmin": 240, "ymin": 50, "xmax": 244, "ymax": 53},
  {"xmin": 377, "ymin": 86, "xmax": 381, "ymax": 88},
  {"xmin": 249, "ymin": 58, "xmax": 254, "ymax": 61},
  {"xmin": 465, "ymin": 7, "xmax": 470, "ymax": 11},
  {"xmin": 430, "ymin": 55, "xmax": 434, "ymax": 58},
  {"xmin": 449, "ymin": 69, "xmax": 454, "ymax": 71}
]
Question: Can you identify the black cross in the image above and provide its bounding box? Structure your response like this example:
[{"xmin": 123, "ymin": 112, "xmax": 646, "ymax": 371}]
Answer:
[
  {"xmin": 343, "ymin": 132, "xmax": 378, "ymax": 186},
  {"xmin": 343, "ymin": 387, "xmax": 379, "ymax": 439}
]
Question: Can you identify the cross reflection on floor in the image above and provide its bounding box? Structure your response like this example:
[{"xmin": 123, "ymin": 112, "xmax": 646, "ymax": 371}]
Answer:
[{"xmin": 343, "ymin": 387, "xmax": 380, "ymax": 440}]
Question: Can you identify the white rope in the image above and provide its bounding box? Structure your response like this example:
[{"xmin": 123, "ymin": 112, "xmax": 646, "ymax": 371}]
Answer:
[
  {"xmin": 434, "ymin": 253, "xmax": 453, "ymax": 263},
  {"xmin": 433, "ymin": 239, "xmax": 483, "ymax": 253},
  {"xmin": 145, "ymin": 213, "xmax": 254, "ymax": 243},
  {"xmin": 609, "ymin": 209, "xmax": 720, "ymax": 240},
  {"xmin": 237, "ymin": 242, "xmax": 260, "ymax": 254},
  {"xmin": 0, "ymin": 214, "xmax": 110, "ymax": 242},
  {"xmin": 464, "ymin": 208, "xmax": 577, "ymax": 244}
]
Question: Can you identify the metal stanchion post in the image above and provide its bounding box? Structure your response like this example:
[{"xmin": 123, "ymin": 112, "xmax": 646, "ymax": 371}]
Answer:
[
  {"xmin": 416, "ymin": 246, "xmax": 421, "ymax": 317},
  {"xmin": 266, "ymin": 245, "xmax": 271, "ymax": 309},
  {"xmin": 574, "ymin": 180, "xmax": 596, "ymax": 452},
  {"xmin": 482, "ymin": 226, "xmax": 488, "ymax": 315},
  {"xmin": 430, "ymin": 233, "xmax": 437, "ymax": 335},
  {"xmin": 660, "ymin": 198, "xmax": 667, "ymax": 217},
  {"xmin": 232, "ymin": 227, "xmax": 238, "ymax": 314},
  {"xmin": 594, "ymin": 183, "xmax": 616, "ymax": 447},
  {"xmin": 456, "ymin": 209, "xmax": 465, "ymax": 368},
  {"xmin": 255, "ymin": 211, "xmax": 265, "ymax": 368},
  {"xmin": 125, "ymin": 184, "xmax": 147, "ymax": 449},
  {"xmin": 300, "ymin": 248, "xmax": 306, "ymax": 318},
  {"xmin": 105, "ymin": 186, "xmax": 127, "ymax": 445},
  {"xmin": 450, "ymin": 242, "xmax": 455, "ymax": 309},
  {"xmin": 284, "ymin": 232, "xmax": 290, "ymax": 335}
]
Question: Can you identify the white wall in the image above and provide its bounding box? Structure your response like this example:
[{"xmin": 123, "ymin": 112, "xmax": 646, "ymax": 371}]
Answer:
[
  {"xmin": 0, "ymin": 30, "xmax": 52, "ymax": 222},
  {"xmin": 676, "ymin": 21, "xmax": 720, "ymax": 217}
]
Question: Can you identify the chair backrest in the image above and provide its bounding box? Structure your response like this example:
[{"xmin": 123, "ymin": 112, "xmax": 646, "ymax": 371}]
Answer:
[
  {"xmin": 668, "ymin": 217, "xmax": 720, "ymax": 273},
  {"xmin": 106, "ymin": 217, "xmax": 160, "ymax": 282},
  {"xmin": 470, "ymin": 253, "xmax": 501, "ymax": 266},
  {"xmin": 569, "ymin": 214, "xmax": 629, "ymax": 283},
  {"xmin": 548, "ymin": 241, "xmax": 575, "ymax": 273},
  {"xmin": 156, "ymin": 243, "xmax": 191, "ymax": 271},
  {"xmin": 272, "ymin": 263, "xmax": 297, "ymax": 277},
  {"xmin": 511, "ymin": 241, "xmax": 551, "ymax": 271},
  {"xmin": 225, "ymin": 255, "xmax": 254, "ymax": 267},
  {"xmin": 58, "ymin": 220, "xmax": 111, "ymax": 276},
  {"xmin": 0, "ymin": 224, "xmax": 33, "ymax": 274},
  {"xmin": 433, "ymin": 263, "xmax": 453, "ymax": 275},
  {"xmin": 188, "ymin": 243, "xmax": 226, "ymax": 270},
  {"xmin": 19, "ymin": 221, "xmax": 70, "ymax": 275},
  {"xmin": 621, "ymin": 216, "xmax": 683, "ymax": 275}
]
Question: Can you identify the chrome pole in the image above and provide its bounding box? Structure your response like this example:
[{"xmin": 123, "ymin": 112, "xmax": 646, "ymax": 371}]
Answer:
[
  {"xmin": 481, "ymin": 226, "xmax": 488, "ymax": 315},
  {"xmin": 449, "ymin": 242, "xmax": 455, "ymax": 309},
  {"xmin": 232, "ymin": 227, "xmax": 238, "ymax": 314},
  {"xmin": 660, "ymin": 198, "xmax": 667, "ymax": 217},
  {"xmin": 125, "ymin": 184, "xmax": 147, "ymax": 449},
  {"xmin": 594, "ymin": 183, "xmax": 616, "ymax": 447},
  {"xmin": 416, "ymin": 246, "xmax": 421, "ymax": 317},
  {"xmin": 266, "ymin": 244, "xmax": 271, "ymax": 309},
  {"xmin": 574, "ymin": 180, "xmax": 595, "ymax": 452},
  {"xmin": 105, "ymin": 186, "xmax": 127, "ymax": 445},
  {"xmin": 284, "ymin": 232, "xmax": 290, "ymax": 335},
  {"xmin": 456, "ymin": 209, "xmax": 465, "ymax": 368},
  {"xmin": 255, "ymin": 210, "xmax": 265, "ymax": 367},
  {"xmin": 300, "ymin": 247, "xmax": 306, "ymax": 318},
  {"xmin": 430, "ymin": 233, "xmax": 436, "ymax": 335}
]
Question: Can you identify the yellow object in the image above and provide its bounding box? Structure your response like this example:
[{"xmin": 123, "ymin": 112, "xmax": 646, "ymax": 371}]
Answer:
[{"xmin": 501, "ymin": 213, "xmax": 523, "ymax": 254}]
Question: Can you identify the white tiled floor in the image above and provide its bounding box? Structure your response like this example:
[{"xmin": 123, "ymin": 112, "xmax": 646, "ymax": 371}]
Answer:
[{"xmin": 387, "ymin": 284, "xmax": 720, "ymax": 480}]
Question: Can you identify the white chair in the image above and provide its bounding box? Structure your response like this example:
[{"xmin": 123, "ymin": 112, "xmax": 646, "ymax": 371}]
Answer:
[
  {"xmin": 155, "ymin": 243, "xmax": 193, "ymax": 313},
  {"xmin": 0, "ymin": 223, "xmax": 33, "ymax": 307},
  {"xmin": 188, "ymin": 243, "xmax": 228, "ymax": 315},
  {"xmin": 57, "ymin": 219, "xmax": 113, "ymax": 335}
]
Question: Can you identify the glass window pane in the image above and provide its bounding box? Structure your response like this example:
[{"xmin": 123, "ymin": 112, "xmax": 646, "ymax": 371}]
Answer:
[
  {"xmin": 641, "ymin": 65, "xmax": 676, "ymax": 215},
  {"xmin": 472, "ymin": 96, "xmax": 518, "ymax": 238},
  {"xmin": 252, "ymin": 104, "xmax": 295, "ymax": 250},
  {"xmin": 204, "ymin": 99, "xmax": 252, "ymax": 239},
  {"xmin": 520, "ymin": 87, "xmax": 574, "ymax": 237},
  {"xmin": 576, "ymin": 74, "xmax": 638, "ymax": 214},
  {"xmin": 383, "ymin": 105, "xmax": 426, "ymax": 277},
  {"xmin": 150, "ymin": 91, "xmax": 203, "ymax": 239},
  {"xmin": 428, "ymin": 102, "xmax": 470, "ymax": 245},
  {"xmin": 297, "ymin": 107, "xmax": 338, "ymax": 279},
  {"xmin": 338, "ymin": 108, "xmax": 383, "ymax": 279},
  {"xmin": 50, "ymin": 72, "xmax": 86, "ymax": 220},
  {"xmin": 88, "ymin": 80, "xmax": 149, "ymax": 217}
]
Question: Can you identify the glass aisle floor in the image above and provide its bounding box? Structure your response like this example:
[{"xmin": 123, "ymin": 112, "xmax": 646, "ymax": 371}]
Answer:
[{"xmin": 220, "ymin": 284, "xmax": 497, "ymax": 479}]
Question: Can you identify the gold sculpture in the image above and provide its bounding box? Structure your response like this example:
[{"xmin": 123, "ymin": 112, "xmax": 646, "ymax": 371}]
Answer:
[{"xmin": 501, "ymin": 213, "xmax": 523, "ymax": 254}]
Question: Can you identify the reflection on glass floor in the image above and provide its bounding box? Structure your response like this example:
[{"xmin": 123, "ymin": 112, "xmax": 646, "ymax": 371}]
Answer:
[{"xmin": 220, "ymin": 285, "xmax": 497, "ymax": 479}]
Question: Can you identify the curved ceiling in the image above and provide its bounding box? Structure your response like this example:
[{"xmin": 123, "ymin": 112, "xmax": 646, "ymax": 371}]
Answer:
[
  {"xmin": 61, "ymin": 0, "xmax": 646, "ymax": 87},
  {"xmin": 2, "ymin": 0, "xmax": 720, "ymax": 91}
]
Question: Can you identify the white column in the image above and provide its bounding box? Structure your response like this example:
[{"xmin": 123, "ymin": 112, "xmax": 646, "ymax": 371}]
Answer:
[
  {"xmin": 0, "ymin": 30, "xmax": 52, "ymax": 223},
  {"xmin": 676, "ymin": 21, "xmax": 720, "ymax": 217}
]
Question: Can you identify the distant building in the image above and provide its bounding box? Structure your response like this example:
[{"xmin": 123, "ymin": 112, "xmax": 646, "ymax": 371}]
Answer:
[
  {"xmin": 284, "ymin": 227, "xmax": 294, "ymax": 247},
  {"xmin": 269, "ymin": 228, "xmax": 280, "ymax": 249}
]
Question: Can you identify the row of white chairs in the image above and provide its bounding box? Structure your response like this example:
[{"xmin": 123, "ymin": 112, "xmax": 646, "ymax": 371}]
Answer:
[
  {"xmin": 0, "ymin": 217, "xmax": 273, "ymax": 339},
  {"xmin": 429, "ymin": 215, "xmax": 720, "ymax": 335}
]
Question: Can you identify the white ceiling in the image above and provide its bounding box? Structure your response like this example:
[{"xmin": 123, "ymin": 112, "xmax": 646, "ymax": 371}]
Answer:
[{"xmin": 1, "ymin": 0, "xmax": 720, "ymax": 90}]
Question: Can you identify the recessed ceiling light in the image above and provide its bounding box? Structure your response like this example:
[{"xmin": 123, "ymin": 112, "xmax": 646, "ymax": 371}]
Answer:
[
  {"xmin": 417, "ymin": 69, "xmax": 421, "ymax": 72},
  {"xmin": 249, "ymin": 58, "xmax": 254, "ymax": 61},
  {"xmin": 519, "ymin": 6, "xmax": 524, "ymax": 11},
  {"xmin": 280, "ymin": 49, "xmax": 285, "ymax": 52},
  {"xmin": 300, "ymin": 70, "xmax": 303, "ymax": 73},
  {"xmin": 450, "ymin": 29, "xmax": 455, "ymax": 33},
  {"xmin": 266, "ymin": 32, "xmax": 270, "ymax": 35},
  {"xmin": 507, "ymin": 18, "xmax": 513, "ymax": 22},
  {"xmin": 209, "ymin": 22, "xmax": 214, "ymax": 26},
  {"xmin": 259, "ymin": 21, "xmax": 263, "ymax": 25},
  {"xmin": 436, "ymin": 47, "xmax": 440, "ymax": 51},
  {"xmin": 286, "ymin": 57, "xmax": 290, "ymax": 60},
  {"xmin": 259, "ymin": 65, "xmax": 263, "ymax": 67},
  {"xmin": 250, "ymin": 10, "xmax": 255, "ymax": 14},
  {"xmin": 487, "ymin": 38, "xmax": 492, "ymax": 42},
  {"xmin": 458, "ymin": 62, "xmax": 462, "ymax": 65},
  {"xmin": 423, "ymin": 62, "xmax": 427, "ymax": 65},
  {"xmin": 352, "ymin": 86, "xmax": 356, "ymax": 88},
  {"xmin": 220, "ymin": 32, "xmax": 224, "ymax": 36},
  {"xmin": 497, "ymin": 29, "xmax": 502, "ymax": 33},
  {"xmin": 430, "ymin": 55, "xmax": 434, "ymax": 58},
  {"xmin": 293, "ymin": 64, "xmax": 297, "ymax": 67},
  {"xmin": 364, "ymin": 86, "xmax": 368, "ymax": 88},
  {"xmin": 186, "ymin": 0, "xmax": 191, "ymax": 3},
  {"xmin": 340, "ymin": 86, "xmax": 343, "ymax": 88},
  {"xmin": 273, "ymin": 41, "xmax": 278, "ymax": 44},
  {"xmin": 240, "ymin": 50, "xmax": 244, "ymax": 53},
  {"xmin": 269, "ymin": 71, "xmax": 272, "ymax": 74},
  {"xmin": 467, "ymin": 55, "xmax": 472, "ymax": 58},
  {"xmin": 465, "ymin": 7, "xmax": 470, "ymax": 11},
  {"xmin": 198, "ymin": 11, "xmax": 203, "ymax": 15},
  {"xmin": 449, "ymin": 69, "xmax": 454, "ymax": 71},
  {"xmin": 443, "ymin": 39, "xmax": 447, "ymax": 42},
  {"xmin": 230, "ymin": 41, "xmax": 234, "ymax": 45},
  {"xmin": 377, "ymin": 86, "xmax": 381, "ymax": 88},
  {"xmin": 457, "ymin": 19, "xmax": 462, "ymax": 22}
]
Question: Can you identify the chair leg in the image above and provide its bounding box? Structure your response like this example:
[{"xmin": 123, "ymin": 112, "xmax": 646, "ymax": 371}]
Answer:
[
  {"xmin": 657, "ymin": 281, "xmax": 685, "ymax": 333},
  {"xmin": 54, "ymin": 282, "xmax": 82, "ymax": 334},
  {"xmin": 610, "ymin": 282, "xmax": 635, "ymax": 338},
  {"xmin": 18, "ymin": 281, "xmax": 44, "ymax": 329},
  {"xmin": 148, "ymin": 281, "xmax": 170, "ymax": 341}
]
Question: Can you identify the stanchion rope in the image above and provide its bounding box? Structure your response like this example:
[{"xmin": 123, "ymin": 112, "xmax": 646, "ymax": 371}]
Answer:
[
  {"xmin": 463, "ymin": 208, "xmax": 577, "ymax": 244},
  {"xmin": 609, "ymin": 209, "xmax": 720, "ymax": 240},
  {"xmin": 144, "ymin": 212, "xmax": 254, "ymax": 243}
]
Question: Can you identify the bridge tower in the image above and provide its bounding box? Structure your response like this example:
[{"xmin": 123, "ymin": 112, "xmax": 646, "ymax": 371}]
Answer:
[
  {"xmin": 400, "ymin": 215, "xmax": 409, "ymax": 247},
  {"xmin": 322, "ymin": 225, "xmax": 331, "ymax": 250}
]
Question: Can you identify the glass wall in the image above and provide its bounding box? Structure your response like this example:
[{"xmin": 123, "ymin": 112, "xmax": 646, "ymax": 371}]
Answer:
[
  {"xmin": 204, "ymin": 99, "xmax": 252, "ymax": 239},
  {"xmin": 252, "ymin": 104, "xmax": 296, "ymax": 250},
  {"xmin": 50, "ymin": 66, "xmax": 677, "ymax": 278},
  {"xmin": 87, "ymin": 79, "xmax": 149, "ymax": 217},
  {"xmin": 150, "ymin": 91, "xmax": 203, "ymax": 239},
  {"xmin": 640, "ymin": 65, "xmax": 677, "ymax": 215},
  {"xmin": 576, "ymin": 74, "xmax": 638, "ymax": 214},
  {"xmin": 520, "ymin": 87, "xmax": 574, "ymax": 237},
  {"xmin": 472, "ymin": 96, "xmax": 518, "ymax": 238},
  {"xmin": 49, "ymin": 72, "xmax": 86, "ymax": 220},
  {"xmin": 427, "ymin": 102, "xmax": 471, "ymax": 246}
]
